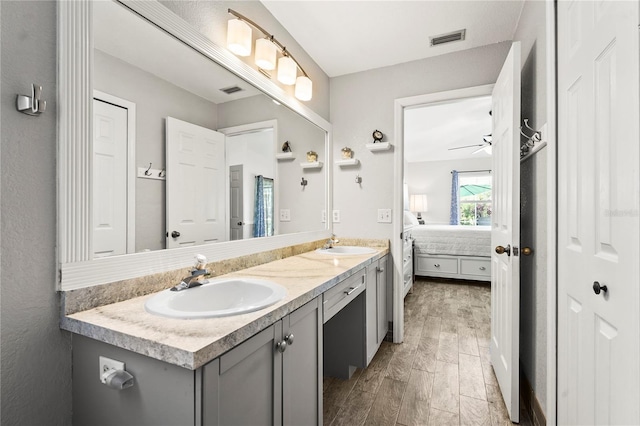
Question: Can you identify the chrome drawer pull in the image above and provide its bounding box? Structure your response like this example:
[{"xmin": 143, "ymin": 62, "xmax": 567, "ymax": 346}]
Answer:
[
  {"xmin": 434, "ymin": 263, "xmax": 440, "ymax": 267},
  {"xmin": 479, "ymin": 266, "xmax": 486, "ymax": 271},
  {"xmin": 344, "ymin": 285, "xmax": 360, "ymax": 296}
]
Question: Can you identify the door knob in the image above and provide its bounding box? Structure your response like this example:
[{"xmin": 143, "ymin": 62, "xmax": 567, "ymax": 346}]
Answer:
[
  {"xmin": 284, "ymin": 333, "xmax": 294, "ymax": 345},
  {"xmin": 593, "ymin": 281, "xmax": 608, "ymax": 295},
  {"xmin": 237, "ymin": 221, "xmax": 243, "ymax": 226},
  {"xmin": 171, "ymin": 231, "xmax": 180, "ymax": 238},
  {"xmin": 521, "ymin": 247, "xmax": 533, "ymax": 256},
  {"xmin": 495, "ymin": 244, "xmax": 511, "ymax": 256},
  {"xmin": 276, "ymin": 340, "xmax": 287, "ymax": 353}
]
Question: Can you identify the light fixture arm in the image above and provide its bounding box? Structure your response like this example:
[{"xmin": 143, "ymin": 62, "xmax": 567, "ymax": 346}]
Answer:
[{"xmin": 228, "ymin": 8, "xmax": 309, "ymax": 78}]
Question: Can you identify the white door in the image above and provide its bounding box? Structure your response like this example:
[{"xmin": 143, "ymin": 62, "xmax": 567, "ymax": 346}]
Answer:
[
  {"xmin": 93, "ymin": 99, "xmax": 128, "ymax": 257},
  {"xmin": 229, "ymin": 164, "xmax": 244, "ymax": 240},
  {"xmin": 557, "ymin": 2, "xmax": 640, "ymax": 424},
  {"xmin": 166, "ymin": 117, "xmax": 226, "ymax": 248},
  {"xmin": 490, "ymin": 41, "xmax": 520, "ymax": 423}
]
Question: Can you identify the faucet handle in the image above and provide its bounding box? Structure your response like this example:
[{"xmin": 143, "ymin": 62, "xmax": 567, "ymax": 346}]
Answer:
[{"xmin": 194, "ymin": 254, "xmax": 207, "ymax": 270}]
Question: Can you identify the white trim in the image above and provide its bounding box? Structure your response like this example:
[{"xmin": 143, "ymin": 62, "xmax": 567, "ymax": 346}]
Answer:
[
  {"xmin": 93, "ymin": 90, "xmax": 137, "ymax": 254},
  {"xmin": 545, "ymin": 0, "xmax": 557, "ymax": 423},
  {"xmin": 393, "ymin": 84, "xmax": 495, "ymax": 343},
  {"xmin": 58, "ymin": 0, "xmax": 332, "ymax": 290}
]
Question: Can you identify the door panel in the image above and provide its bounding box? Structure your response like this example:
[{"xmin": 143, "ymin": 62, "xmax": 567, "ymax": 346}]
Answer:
[
  {"xmin": 229, "ymin": 165, "xmax": 244, "ymax": 240},
  {"xmin": 490, "ymin": 41, "xmax": 520, "ymax": 423},
  {"xmin": 558, "ymin": 1, "xmax": 640, "ymax": 424},
  {"xmin": 166, "ymin": 117, "xmax": 225, "ymax": 248}
]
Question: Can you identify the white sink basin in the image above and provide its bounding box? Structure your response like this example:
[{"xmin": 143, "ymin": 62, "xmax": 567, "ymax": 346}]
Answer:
[
  {"xmin": 316, "ymin": 246, "xmax": 376, "ymax": 255},
  {"xmin": 144, "ymin": 278, "xmax": 287, "ymax": 319}
]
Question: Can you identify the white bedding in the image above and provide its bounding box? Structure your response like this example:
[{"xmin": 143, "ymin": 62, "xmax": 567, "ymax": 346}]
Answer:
[{"xmin": 412, "ymin": 225, "xmax": 491, "ymax": 257}]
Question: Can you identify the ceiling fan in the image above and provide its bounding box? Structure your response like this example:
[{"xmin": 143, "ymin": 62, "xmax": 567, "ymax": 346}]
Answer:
[{"xmin": 448, "ymin": 134, "xmax": 492, "ymax": 154}]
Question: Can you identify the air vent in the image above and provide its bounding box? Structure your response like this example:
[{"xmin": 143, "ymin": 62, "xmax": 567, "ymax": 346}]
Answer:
[
  {"xmin": 430, "ymin": 29, "xmax": 466, "ymax": 47},
  {"xmin": 220, "ymin": 85, "xmax": 244, "ymax": 95}
]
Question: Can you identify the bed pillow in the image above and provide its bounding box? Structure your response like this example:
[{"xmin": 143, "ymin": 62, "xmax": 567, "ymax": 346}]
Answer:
[{"xmin": 404, "ymin": 210, "xmax": 420, "ymax": 226}]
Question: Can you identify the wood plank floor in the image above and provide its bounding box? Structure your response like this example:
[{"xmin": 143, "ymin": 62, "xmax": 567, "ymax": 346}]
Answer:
[{"xmin": 323, "ymin": 278, "xmax": 532, "ymax": 426}]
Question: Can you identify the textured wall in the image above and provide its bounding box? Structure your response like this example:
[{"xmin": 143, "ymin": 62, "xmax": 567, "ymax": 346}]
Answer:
[
  {"xmin": 330, "ymin": 42, "xmax": 511, "ymax": 242},
  {"xmin": 0, "ymin": 1, "xmax": 73, "ymax": 425},
  {"xmin": 513, "ymin": 0, "xmax": 548, "ymax": 415}
]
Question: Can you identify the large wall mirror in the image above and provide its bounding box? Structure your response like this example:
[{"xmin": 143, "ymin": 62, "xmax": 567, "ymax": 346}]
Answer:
[{"xmin": 58, "ymin": 0, "xmax": 332, "ymax": 290}]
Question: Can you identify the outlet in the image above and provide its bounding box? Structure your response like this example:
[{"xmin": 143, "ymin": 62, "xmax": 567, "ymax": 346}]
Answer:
[
  {"xmin": 279, "ymin": 209, "xmax": 291, "ymax": 222},
  {"xmin": 99, "ymin": 356, "xmax": 125, "ymax": 382},
  {"xmin": 332, "ymin": 210, "xmax": 340, "ymax": 223},
  {"xmin": 377, "ymin": 209, "xmax": 392, "ymax": 223},
  {"xmin": 321, "ymin": 210, "xmax": 326, "ymax": 223}
]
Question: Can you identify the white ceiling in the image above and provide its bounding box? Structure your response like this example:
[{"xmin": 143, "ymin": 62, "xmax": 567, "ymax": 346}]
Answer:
[
  {"xmin": 404, "ymin": 96, "xmax": 492, "ymax": 162},
  {"xmin": 261, "ymin": 0, "xmax": 524, "ymax": 78}
]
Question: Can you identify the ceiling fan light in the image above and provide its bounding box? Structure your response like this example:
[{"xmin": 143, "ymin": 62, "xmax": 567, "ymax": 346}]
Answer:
[
  {"xmin": 277, "ymin": 56, "xmax": 297, "ymax": 85},
  {"xmin": 255, "ymin": 38, "xmax": 276, "ymax": 70},
  {"xmin": 294, "ymin": 76, "xmax": 312, "ymax": 101},
  {"xmin": 227, "ymin": 19, "xmax": 252, "ymax": 57}
]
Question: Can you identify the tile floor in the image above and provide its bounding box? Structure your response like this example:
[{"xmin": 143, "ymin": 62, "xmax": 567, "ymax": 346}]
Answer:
[{"xmin": 323, "ymin": 278, "xmax": 531, "ymax": 426}]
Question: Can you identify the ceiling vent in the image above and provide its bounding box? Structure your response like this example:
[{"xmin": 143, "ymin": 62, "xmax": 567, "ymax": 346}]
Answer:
[
  {"xmin": 220, "ymin": 85, "xmax": 244, "ymax": 95},
  {"xmin": 430, "ymin": 29, "xmax": 466, "ymax": 47}
]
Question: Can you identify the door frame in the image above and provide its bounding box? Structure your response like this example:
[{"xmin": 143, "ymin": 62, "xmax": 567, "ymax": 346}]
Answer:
[
  {"xmin": 93, "ymin": 90, "xmax": 136, "ymax": 254},
  {"xmin": 393, "ymin": 84, "xmax": 494, "ymax": 343},
  {"xmin": 219, "ymin": 120, "xmax": 279, "ymax": 241}
]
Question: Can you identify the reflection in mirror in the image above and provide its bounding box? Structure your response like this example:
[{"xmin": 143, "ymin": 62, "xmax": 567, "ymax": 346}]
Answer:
[{"xmin": 92, "ymin": 1, "xmax": 327, "ymax": 257}]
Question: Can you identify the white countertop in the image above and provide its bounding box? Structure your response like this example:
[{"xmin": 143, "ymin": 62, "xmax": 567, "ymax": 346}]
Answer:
[{"xmin": 61, "ymin": 248, "xmax": 387, "ymax": 370}]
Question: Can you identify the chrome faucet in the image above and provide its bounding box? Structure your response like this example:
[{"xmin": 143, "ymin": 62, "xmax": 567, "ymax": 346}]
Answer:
[
  {"xmin": 171, "ymin": 254, "xmax": 210, "ymax": 291},
  {"xmin": 323, "ymin": 234, "xmax": 340, "ymax": 249}
]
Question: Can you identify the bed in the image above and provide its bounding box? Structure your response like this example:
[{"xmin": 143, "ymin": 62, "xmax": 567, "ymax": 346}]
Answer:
[{"xmin": 411, "ymin": 224, "xmax": 492, "ymax": 282}]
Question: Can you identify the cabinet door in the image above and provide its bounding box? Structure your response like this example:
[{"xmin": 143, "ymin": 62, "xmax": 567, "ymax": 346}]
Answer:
[
  {"xmin": 282, "ymin": 298, "xmax": 322, "ymax": 426},
  {"xmin": 376, "ymin": 255, "xmax": 388, "ymax": 344},
  {"xmin": 216, "ymin": 323, "xmax": 282, "ymax": 426}
]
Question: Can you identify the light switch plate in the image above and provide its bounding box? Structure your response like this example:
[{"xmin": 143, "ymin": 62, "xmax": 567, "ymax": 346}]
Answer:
[
  {"xmin": 332, "ymin": 210, "xmax": 340, "ymax": 223},
  {"xmin": 377, "ymin": 209, "xmax": 392, "ymax": 223},
  {"xmin": 321, "ymin": 210, "xmax": 326, "ymax": 223}
]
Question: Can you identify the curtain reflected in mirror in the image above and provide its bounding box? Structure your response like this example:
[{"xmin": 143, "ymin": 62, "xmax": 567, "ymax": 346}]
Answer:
[{"xmin": 253, "ymin": 176, "xmax": 274, "ymax": 237}]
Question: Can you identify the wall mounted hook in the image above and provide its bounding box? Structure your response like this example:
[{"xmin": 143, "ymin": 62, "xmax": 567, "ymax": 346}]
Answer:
[
  {"xmin": 144, "ymin": 163, "xmax": 153, "ymax": 176},
  {"xmin": 16, "ymin": 84, "xmax": 47, "ymax": 116},
  {"xmin": 301, "ymin": 177, "xmax": 308, "ymax": 187},
  {"xmin": 355, "ymin": 174, "xmax": 362, "ymax": 184}
]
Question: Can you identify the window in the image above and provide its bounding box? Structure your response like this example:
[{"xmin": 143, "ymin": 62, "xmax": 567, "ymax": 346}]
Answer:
[{"xmin": 459, "ymin": 173, "xmax": 492, "ymax": 226}]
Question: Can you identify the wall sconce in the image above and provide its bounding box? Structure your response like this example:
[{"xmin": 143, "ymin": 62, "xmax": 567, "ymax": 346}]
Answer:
[
  {"xmin": 227, "ymin": 9, "xmax": 313, "ymax": 101},
  {"xmin": 410, "ymin": 194, "xmax": 428, "ymax": 221}
]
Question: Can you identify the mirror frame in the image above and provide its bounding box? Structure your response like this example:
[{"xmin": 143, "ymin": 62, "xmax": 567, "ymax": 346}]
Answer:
[{"xmin": 57, "ymin": 0, "xmax": 332, "ymax": 290}]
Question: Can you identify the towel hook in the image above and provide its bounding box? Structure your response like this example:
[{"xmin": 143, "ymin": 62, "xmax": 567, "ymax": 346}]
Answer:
[
  {"xmin": 519, "ymin": 119, "xmax": 541, "ymax": 142},
  {"xmin": 144, "ymin": 163, "xmax": 153, "ymax": 176},
  {"xmin": 300, "ymin": 177, "xmax": 308, "ymax": 187},
  {"xmin": 16, "ymin": 84, "xmax": 47, "ymax": 116}
]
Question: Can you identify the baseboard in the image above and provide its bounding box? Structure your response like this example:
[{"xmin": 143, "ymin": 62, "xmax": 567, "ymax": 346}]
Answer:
[{"xmin": 520, "ymin": 369, "xmax": 547, "ymax": 426}]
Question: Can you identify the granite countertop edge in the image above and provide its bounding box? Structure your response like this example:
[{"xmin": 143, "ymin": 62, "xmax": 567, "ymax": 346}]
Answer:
[{"xmin": 61, "ymin": 248, "xmax": 388, "ymax": 370}]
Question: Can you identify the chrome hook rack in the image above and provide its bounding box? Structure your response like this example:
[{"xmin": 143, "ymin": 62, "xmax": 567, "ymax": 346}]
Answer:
[
  {"xmin": 519, "ymin": 118, "xmax": 544, "ymax": 158},
  {"xmin": 16, "ymin": 84, "xmax": 47, "ymax": 116}
]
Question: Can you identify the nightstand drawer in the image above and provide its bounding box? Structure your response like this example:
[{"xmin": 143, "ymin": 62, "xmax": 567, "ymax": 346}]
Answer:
[
  {"xmin": 416, "ymin": 256, "xmax": 458, "ymax": 274},
  {"xmin": 460, "ymin": 258, "xmax": 491, "ymax": 277}
]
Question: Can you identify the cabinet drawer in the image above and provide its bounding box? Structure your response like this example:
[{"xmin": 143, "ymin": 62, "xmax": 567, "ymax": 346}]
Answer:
[
  {"xmin": 323, "ymin": 270, "xmax": 365, "ymax": 322},
  {"xmin": 416, "ymin": 256, "xmax": 458, "ymax": 274},
  {"xmin": 460, "ymin": 258, "xmax": 491, "ymax": 277}
]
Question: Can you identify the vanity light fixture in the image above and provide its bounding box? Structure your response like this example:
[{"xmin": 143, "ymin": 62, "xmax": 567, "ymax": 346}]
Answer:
[{"xmin": 227, "ymin": 9, "xmax": 313, "ymax": 101}]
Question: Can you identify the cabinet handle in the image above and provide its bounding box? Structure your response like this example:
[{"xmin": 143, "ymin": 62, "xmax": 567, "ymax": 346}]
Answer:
[
  {"xmin": 276, "ymin": 341, "xmax": 287, "ymax": 353},
  {"xmin": 434, "ymin": 263, "xmax": 440, "ymax": 268},
  {"xmin": 284, "ymin": 333, "xmax": 294, "ymax": 346},
  {"xmin": 376, "ymin": 267, "xmax": 385, "ymax": 273},
  {"xmin": 479, "ymin": 266, "xmax": 486, "ymax": 271},
  {"xmin": 344, "ymin": 285, "xmax": 360, "ymax": 296}
]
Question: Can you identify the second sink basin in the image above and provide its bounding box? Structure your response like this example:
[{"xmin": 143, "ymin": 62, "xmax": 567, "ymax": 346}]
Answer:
[
  {"xmin": 145, "ymin": 278, "xmax": 287, "ymax": 319},
  {"xmin": 316, "ymin": 246, "xmax": 377, "ymax": 255}
]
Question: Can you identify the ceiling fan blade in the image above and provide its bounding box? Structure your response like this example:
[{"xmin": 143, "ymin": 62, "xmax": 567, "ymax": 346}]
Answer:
[{"xmin": 448, "ymin": 143, "xmax": 485, "ymax": 151}]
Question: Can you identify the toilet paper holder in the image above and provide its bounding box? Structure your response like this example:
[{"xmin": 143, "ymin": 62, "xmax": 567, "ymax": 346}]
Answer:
[{"xmin": 99, "ymin": 356, "xmax": 135, "ymax": 390}]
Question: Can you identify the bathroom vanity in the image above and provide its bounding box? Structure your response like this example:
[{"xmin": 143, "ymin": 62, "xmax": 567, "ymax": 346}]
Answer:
[{"xmin": 64, "ymin": 246, "xmax": 389, "ymax": 425}]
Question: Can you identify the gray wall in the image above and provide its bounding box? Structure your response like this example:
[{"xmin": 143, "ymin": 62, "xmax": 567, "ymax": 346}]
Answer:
[
  {"xmin": 514, "ymin": 0, "xmax": 548, "ymax": 415},
  {"xmin": 406, "ymin": 157, "xmax": 492, "ymax": 225},
  {"xmin": 95, "ymin": 50, "xmax": 220, "ymax": 251},
  {"xmin": 1, "ymin": 1, "xmax": 72, "ymax": 425},
  {"xmin": 330, "ymin": 42, "xmax": 511, "ymax": 241}
]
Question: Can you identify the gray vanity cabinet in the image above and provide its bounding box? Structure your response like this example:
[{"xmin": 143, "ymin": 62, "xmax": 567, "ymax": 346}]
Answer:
[
  {"xmin": 365, "ymin": 255, "xmax": 388, "ymax": 365},
  {"xmin": 203, "ymin": 297, "xmax": 322, "ymax": 426}
]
